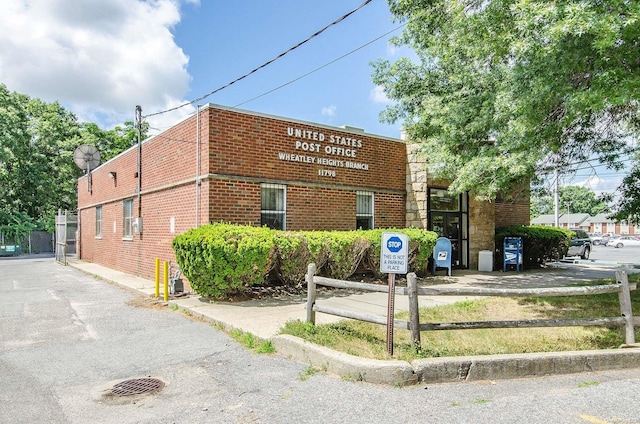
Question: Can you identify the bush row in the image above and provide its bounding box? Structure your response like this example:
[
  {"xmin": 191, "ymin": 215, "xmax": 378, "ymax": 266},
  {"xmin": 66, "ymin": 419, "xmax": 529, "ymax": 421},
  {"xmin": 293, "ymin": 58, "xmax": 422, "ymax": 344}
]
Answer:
[
  {"xmin": 495, "ymin": 225, "xmax": 572, "ymax": 269},
  {"xmin": 172, "ymin": 223, "xmax": 438, "ymax": 298}
]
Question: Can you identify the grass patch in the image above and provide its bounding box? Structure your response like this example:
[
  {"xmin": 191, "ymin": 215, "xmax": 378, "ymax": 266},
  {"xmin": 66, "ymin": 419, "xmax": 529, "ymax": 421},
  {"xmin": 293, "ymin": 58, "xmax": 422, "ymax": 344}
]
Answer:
[
  {"xmin": 281, "ymin": 273, "xmax": 640, "ymax": 361},
  {"xmin": 578, "ymin": 380, "xmax": 599, "ymax": 388},
  {"xmin": 299, "ymin": 365, "xmax": 321, "ymax": 381},
  {"xmin": 228, "ymin": 328, "xmax": 275, "ymax": 354}
]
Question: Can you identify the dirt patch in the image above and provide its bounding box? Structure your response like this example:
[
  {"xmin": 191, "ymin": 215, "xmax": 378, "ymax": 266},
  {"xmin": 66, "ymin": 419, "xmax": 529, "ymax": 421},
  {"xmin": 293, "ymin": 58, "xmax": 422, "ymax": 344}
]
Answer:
[{"xmin": 126, "ymin": 295, "xmax": 167, "ymax": 310}]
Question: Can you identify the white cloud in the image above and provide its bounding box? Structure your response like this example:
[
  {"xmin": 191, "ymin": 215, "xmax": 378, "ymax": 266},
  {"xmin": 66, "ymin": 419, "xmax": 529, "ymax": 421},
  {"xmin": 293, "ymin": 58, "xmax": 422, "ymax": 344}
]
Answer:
[
  {"xmin": 369, "ymin": 85, "xmax": 390, "ymax": 104},
  {"xmin": 0, "ymin": 0, "xmax": 196, "ymax": 131},
  {"xmin": 321, "ymin": 105, "xmax": 337, "ymax": 118},
  {"xmin": 574, "ymin": 174, "xmax": 624, "ymax": 195}
]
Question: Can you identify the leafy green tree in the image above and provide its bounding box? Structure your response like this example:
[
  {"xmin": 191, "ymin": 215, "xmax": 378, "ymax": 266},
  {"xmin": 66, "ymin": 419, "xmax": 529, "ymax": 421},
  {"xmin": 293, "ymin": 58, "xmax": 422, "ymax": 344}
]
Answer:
[
  {"xmin": 0, "ymin": 84, "xmax": 81, "ymax": 229},
  {"xmin": 531, "ymin": 185, "xmax": 609, "ymax": 218},
  {"xmin": 609, "ymin": 150, "xmax": 640, "ymax": 224},
  {"xmin": 0, "ymin": 84, "xmax": 146, "ymax": 231},
  {"xmin": 372, "ymin": 1, "xmax": 640, "ymax": 215},
  {"xmin": 78, "ymin": 120, "xmax": 145, "ymax": 164}
]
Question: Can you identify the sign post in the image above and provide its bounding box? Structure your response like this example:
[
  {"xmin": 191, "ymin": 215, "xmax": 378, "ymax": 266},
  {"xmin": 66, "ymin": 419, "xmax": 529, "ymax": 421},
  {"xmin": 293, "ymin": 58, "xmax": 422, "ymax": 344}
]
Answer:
[{"xmin": 380, "ymin": 232, "xmax": 409, "ymax": 355}]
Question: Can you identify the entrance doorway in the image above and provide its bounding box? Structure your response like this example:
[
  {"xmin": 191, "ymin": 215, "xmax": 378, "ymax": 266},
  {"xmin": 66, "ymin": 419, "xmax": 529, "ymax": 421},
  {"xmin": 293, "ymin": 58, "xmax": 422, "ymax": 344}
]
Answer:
[{"xmin": 427, "ymin": 188, "xmax": 469, "ymax": 268}]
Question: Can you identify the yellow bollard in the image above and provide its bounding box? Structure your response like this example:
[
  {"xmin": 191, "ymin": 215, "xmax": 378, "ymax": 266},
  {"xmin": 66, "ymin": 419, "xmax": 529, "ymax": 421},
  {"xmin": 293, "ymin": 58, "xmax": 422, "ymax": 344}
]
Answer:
[
  {"xmin": 154, "ymin": 258, "xmax": 160, "ymax": 298},
  {"xmin": 163, "ymin": 261, "xmax": 169, "ymax": 302}
]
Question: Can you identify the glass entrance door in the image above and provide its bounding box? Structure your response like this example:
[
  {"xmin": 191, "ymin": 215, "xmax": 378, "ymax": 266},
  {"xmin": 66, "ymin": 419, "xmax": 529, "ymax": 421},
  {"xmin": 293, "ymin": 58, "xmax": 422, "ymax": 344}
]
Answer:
[
  {"xmin": 428, "ymin": 188, "xmax": 468, "ymax": 268},
  {"xmin": 429, "ymin": 212, "xmax": 462, "ymax": 267}
]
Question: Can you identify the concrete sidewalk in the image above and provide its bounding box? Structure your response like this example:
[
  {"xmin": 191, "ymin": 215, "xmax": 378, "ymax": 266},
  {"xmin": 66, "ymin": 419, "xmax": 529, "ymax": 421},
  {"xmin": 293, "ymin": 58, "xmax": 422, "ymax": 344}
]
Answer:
[{"xmin": 67, "ymin": 258, "xmax": 640, "ymax": 385}]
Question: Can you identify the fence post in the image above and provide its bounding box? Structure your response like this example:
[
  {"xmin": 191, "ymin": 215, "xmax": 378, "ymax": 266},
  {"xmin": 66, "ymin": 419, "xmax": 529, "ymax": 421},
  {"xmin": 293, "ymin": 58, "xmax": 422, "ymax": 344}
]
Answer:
[
  {"xmin": 407, "ymin": 272, "xmax": 421, "ymax": 350},
  {"xmin": 616, "ymin": 270, "xmax": 635, "ymax": 345},
  {"xmin": 163, "ymin": 261, "xmax": 169, "ymax": 302},
  {"xmin": 306, "ymin": 263, "xmax": 317, "ymax": 324},
  {"xmin": 154, "ymin": 258, "xmax": 160, "ymax": 298}
]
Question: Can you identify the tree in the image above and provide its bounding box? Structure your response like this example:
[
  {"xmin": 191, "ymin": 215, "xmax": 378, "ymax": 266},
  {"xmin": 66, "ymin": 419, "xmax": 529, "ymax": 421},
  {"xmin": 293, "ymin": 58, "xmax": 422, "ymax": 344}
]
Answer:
[
  {"xmin": 609, "ymin": 149, "xmax": 640, "ymax": 224},
  {"xmin": 0, "ymin": 84, "xmax": 82, "ymax": 229},
  {"xmin": 372, "ymin": 1, "xmax": 640, "ymax": 217},
  {"xmin": 530, "ymin": 185, "xmax": 609, "ymax": 218},
  {"xmin": 0, "ymin": 84, "xmax": 146, "ymax": 231}
]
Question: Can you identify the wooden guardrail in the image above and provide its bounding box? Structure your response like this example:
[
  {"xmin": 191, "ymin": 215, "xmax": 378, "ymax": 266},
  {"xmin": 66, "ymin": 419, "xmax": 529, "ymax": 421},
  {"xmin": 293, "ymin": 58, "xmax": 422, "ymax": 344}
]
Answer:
[{"xmin": 305, "ymin": 263, "xmax": 638, "ymax": 349}]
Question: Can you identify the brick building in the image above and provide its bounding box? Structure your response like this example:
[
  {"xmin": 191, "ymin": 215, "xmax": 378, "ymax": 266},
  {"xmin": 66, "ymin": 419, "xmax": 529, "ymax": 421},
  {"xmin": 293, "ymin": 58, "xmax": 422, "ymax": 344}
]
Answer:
[{"xmin": 77, "ymin": 104, "xmax": 529, "ymax": 280}]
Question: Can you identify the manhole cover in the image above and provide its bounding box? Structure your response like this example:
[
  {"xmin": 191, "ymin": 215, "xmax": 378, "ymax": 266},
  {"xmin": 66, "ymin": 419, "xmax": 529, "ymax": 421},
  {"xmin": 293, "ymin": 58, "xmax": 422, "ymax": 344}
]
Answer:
[{"xmin": 110, "ymin": 378, "xmax": 165, "ymax": 396}]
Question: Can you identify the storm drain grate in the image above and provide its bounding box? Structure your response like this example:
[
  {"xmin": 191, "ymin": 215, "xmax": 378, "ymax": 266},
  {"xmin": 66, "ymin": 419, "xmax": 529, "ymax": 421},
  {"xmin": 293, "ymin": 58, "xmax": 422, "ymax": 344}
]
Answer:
[{"xmin": 110, "ymin": 378, "xmax": 165, "ymax": 396}]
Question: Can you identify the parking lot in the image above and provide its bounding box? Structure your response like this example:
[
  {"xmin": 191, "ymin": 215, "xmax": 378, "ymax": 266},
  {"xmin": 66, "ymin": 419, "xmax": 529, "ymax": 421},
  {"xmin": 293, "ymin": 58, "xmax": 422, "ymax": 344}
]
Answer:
[{"xmin": 584, "ymin": 243, "xmax": 640, "ymax": 264}]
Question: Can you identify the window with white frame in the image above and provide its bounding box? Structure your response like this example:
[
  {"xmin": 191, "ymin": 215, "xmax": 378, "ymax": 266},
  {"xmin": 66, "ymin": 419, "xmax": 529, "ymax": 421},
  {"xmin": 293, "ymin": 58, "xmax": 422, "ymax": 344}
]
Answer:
[
  {"xmin": 356, "ymin": 191, "xmax": 374, "ymax": 230},
  {"xmin": 261, "ymin": 184, "xmax": 286, "ymax": 230},
  {"xmin": 95, "ymin": 205, "xmax": 102, "ymax": 238},
  {"xmin": 123, "ymin": 199, "xmax": 134, "ymax": 238},
  {"xmin": 620, "ymin": 222, "xmax": 630, "ymax": 235}
]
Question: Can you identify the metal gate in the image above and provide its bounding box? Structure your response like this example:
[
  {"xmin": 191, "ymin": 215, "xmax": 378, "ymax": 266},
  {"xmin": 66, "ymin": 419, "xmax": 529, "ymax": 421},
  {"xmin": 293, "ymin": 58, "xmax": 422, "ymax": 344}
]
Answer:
[{"xmin": 55, "ymin": 210, "xmax": 77, "ymax": 265}]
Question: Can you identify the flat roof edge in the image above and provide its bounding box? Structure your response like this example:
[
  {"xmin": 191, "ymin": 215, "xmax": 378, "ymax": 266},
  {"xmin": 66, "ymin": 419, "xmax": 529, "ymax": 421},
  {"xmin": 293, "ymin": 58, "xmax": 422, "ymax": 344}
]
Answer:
[{"xmin": 201, "ymin": 103, "xmax": 404, "ymax": 143}]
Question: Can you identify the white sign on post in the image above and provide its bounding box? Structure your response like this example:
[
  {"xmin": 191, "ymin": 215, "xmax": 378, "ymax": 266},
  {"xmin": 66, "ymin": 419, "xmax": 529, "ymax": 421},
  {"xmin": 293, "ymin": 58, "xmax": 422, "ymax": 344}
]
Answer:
[
  {"xmin": 380, "ymin": 232, "xmax": 409, "ymax": 274},
  {"xmin": 380, "ymin": 232, "xmax": 409, "ymax": 356}
]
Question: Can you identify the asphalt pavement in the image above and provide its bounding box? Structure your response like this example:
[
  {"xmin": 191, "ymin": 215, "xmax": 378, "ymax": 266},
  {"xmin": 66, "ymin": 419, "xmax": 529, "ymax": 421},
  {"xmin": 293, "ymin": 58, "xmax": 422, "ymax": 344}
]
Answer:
[{"xmin": 65, "ymin": 256, "xmax": 640, "ymax": 386}]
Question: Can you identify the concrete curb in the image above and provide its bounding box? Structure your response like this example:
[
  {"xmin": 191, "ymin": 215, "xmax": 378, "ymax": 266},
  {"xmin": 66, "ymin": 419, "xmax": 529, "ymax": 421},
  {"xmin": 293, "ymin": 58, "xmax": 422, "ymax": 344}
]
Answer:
[
  {"xmin": 412, "ymin": 348, "xmax": 640, "ymax": 383},
  {"xmin": 272, "ymin": 334, "xmax": 418, "ymax": 386},
  {"xmin": 272, "ymin": 334, "xmax": 640, "ymax": 386}
]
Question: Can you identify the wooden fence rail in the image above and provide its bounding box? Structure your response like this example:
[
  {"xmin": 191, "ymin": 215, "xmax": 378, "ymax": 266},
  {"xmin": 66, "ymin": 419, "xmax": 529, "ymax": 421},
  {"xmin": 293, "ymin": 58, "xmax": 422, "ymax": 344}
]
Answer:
[{"xmin": 305, "ymin": 263, "xmax": 638, "ymax": 349}]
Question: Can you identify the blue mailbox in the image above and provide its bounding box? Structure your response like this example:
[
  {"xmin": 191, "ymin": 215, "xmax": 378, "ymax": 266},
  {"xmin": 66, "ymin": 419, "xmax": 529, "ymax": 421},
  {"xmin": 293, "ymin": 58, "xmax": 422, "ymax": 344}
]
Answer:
[
  {"xmin": 503, "ymin": 237, "xmax": 523, "ymax": 272},
  {"xmin": 432, "ymin": 237, "xmax": 452, "ymax": 276}
]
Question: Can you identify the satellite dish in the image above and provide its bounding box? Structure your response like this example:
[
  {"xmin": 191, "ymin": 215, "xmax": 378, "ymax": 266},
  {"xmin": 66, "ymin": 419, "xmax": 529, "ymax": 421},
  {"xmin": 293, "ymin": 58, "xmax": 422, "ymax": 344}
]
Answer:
[{"xmin": 73, "ymin": 144, "xmax": 101, "ymax": 172}]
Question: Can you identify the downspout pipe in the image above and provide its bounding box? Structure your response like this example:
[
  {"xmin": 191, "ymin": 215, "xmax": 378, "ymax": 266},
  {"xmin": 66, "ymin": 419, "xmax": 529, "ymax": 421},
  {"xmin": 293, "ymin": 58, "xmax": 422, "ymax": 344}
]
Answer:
[
  {"xmin": 195, "ymin": 105, "xmax": 201, "ymax": 227},
  {"xmin": 136, "ymin": 105, "xmax": 142, "ymax": 223}
]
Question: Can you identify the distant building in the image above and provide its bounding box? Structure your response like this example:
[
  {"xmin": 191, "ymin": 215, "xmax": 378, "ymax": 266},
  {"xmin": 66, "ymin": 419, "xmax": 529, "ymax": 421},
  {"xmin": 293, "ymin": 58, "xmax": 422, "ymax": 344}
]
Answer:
[
  {"xmin": 530, "ymin": 214, "xmax": 557, "ymax": 227},
  {"xmin": 531, "ymin": 213, "xmax": 590, "ymax": 229},
  {"xmin": 531, "ymin": 213, "xmax": 639, "ymax": 235},
  {"xmin": 585, "ymin": 214, "xmax": 640, "ymax": 235}
]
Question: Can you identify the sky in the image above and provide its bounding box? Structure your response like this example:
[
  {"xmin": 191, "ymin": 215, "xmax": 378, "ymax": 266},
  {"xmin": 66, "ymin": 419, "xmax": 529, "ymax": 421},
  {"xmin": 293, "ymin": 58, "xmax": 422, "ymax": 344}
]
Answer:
[
  {"xmin": 0, "ymin": 0, "xmax": 407, "ymax": 139},
  {"xmin": 0, "ymin": 0, "xmax": 625, "ymax": 197}
]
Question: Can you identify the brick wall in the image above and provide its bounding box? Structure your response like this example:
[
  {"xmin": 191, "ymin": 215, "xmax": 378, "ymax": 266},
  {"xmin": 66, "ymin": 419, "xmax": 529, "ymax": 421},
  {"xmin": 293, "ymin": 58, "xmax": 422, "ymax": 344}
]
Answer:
[
  {"xmin": 495, "ymin": 186, "xmax": 531, "ymax": 228},
  {"xmin": 78, "ymin": 105, "xmax": 407, "ymax": 280},
  {"xmin": 207, "ymin": 107, "xmax": 406, "ymax": 191}
]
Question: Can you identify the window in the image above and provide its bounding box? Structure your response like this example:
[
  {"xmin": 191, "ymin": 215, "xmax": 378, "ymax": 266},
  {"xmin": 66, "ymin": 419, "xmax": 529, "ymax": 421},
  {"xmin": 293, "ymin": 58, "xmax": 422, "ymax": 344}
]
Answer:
[
  {"xmin": 620, "ymin": 223, "xmax": 630, "ymax": 235},
  {"xmin": 429, "ymin": 189, "xmax": 460, "ymax": 211},
  {"xmin": 356, "ymin": 191, "xmax": 374, "ymax": 230},
  {"xmin": 95, "ymin": 206, "xmax": 102, "ymax": 238},
  {"xmin": 261, "ymin": 184, "xmax": 286, "ymax": 230},
  {"xmin": 123, "ymin": 199, "xmax": 134, "ymax": 238}
]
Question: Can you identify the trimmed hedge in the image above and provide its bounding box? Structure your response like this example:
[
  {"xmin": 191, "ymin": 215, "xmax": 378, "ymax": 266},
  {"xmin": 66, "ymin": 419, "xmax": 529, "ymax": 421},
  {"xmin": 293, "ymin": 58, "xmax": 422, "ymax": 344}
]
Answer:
[
  {"xmin": 171, "ymin": 224, "xmax": 274, "ymax": 298},
  {"xmin": 172, "ymin": 223, "xmax": 437, "ymax": 298},
  {"xmin": 495, "ymin": 225, "xmax": 572, "ymax": 269}
]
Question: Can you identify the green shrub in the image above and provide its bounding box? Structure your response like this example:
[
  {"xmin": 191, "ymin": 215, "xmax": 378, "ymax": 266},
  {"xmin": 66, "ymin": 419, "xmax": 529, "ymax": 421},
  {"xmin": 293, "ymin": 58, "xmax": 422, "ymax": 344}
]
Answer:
[
  {"xmin": 324, "ymin": 231, "xmax": 371, "ymax": 280},
  {"xmin": 495, "ymin": 225, "xmax": 571, "ymax": 269},
  {"xmin": 173, "ymin": 224, "xmax": 438, "ymax": 298},
  {"xmin": 172, "ymin": 223, "xmax": 274, "ymax": 298},
  {"xmin": 270, "ymin": 232, "xmax": 310, "ymax": 286}
]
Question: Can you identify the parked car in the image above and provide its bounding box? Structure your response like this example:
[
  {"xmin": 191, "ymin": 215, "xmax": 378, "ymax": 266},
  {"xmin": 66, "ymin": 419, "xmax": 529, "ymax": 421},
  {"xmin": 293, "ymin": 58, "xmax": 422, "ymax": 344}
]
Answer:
[
  {"xmin": 604, "ymin": 235, "xmax": 622, "ymax": 247},
  {"xmin": 606, "ymin": 236, "xmax": 640, "ymax": 248},
  {"xmin": 566, "ymin": 228, "xmax": 592, "ymax": 259},
  {"xmin": 590, "ymin": 233, "xmax": 612, "ymax": 246}
]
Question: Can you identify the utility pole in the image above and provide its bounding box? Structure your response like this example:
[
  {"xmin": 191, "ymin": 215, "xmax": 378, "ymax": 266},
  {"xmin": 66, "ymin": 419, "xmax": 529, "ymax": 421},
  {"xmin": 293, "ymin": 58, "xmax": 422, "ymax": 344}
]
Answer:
[{"xmin": 553, "ymin": 167, "xmax": 559, "ymax": 227}]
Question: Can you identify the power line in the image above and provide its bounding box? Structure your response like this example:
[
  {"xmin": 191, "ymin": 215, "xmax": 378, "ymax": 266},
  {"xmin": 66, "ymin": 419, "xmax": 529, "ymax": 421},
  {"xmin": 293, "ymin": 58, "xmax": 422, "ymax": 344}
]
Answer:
[
  {"xmin": 143, "ymin": 0, "xmax": 373, "ymax": 119},
  {"xmin": 233, "ymin": 24, "xmax": 406, "ymax": 108}
]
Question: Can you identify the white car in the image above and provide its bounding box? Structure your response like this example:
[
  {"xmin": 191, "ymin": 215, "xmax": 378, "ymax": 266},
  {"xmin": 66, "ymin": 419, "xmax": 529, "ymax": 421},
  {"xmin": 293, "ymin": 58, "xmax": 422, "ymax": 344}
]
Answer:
[{"xmin": 606, "ymin": 236, "xmax": 640, "ymax": 248}]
